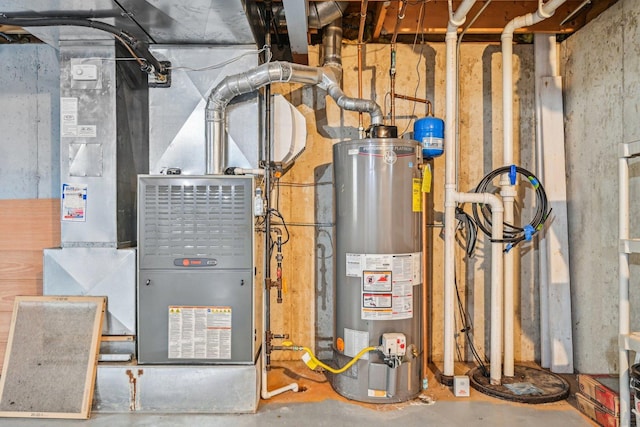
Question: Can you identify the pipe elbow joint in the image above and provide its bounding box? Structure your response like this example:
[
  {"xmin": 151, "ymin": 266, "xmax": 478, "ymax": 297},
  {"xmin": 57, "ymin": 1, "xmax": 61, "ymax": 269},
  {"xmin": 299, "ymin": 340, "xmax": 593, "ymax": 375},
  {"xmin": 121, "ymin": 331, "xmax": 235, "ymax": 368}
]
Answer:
[
  {"xmin": 537, "ymin": 2, "xmax": 555, "ymax": 19},
  {"xmin": 485, "ymin": 194, "xmax": 504, "ymax": 212}
]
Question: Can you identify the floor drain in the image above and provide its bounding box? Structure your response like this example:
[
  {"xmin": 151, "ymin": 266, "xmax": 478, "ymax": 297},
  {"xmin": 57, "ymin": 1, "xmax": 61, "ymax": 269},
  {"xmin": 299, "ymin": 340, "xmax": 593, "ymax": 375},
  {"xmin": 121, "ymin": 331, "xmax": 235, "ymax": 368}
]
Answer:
[{"xmin": 468, "ymin": 365, "xmax": 570, "ymax": 404}]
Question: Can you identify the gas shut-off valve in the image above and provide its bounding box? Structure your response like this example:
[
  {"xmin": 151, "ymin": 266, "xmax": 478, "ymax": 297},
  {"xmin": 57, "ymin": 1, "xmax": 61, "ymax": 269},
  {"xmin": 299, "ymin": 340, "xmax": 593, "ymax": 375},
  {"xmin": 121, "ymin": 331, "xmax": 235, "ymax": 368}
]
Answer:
[{"xmin": 381, "ymin": 333, "xmax": 406, "ymax": 368}]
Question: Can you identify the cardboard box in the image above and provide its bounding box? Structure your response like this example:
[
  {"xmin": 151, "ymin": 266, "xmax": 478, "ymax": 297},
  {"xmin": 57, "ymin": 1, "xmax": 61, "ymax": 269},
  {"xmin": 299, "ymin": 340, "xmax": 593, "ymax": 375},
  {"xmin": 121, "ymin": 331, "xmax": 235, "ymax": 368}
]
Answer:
[
  {"xmin": 576, "ymin": 392, "xmax": 619, "ymax": 427},
  {"xmin": 577, "ymin": 374, "xmax": 620, "ymax": 416}
]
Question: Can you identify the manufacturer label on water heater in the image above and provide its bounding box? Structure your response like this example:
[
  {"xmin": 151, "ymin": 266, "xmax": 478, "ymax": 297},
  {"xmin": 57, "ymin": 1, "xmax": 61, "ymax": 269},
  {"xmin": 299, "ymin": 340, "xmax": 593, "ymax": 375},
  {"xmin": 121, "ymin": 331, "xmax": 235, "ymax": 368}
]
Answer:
[{"xmin": 346, "ymin": 252, "xmax": 422, "ymax": 320}]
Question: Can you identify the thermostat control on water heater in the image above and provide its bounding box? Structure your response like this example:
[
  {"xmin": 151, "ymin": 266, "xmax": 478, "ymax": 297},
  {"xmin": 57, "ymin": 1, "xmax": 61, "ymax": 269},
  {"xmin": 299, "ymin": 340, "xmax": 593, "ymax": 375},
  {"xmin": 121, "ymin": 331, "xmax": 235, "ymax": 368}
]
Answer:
[{"xmin": 381, "ymin": 333, "xmax": 406, "ymax": 357}]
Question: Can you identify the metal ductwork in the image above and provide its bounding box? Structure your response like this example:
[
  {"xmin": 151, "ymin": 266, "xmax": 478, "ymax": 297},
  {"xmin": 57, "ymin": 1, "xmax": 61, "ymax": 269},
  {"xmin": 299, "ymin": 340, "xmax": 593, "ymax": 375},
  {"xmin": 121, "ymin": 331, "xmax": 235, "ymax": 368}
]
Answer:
[
  {"xmin": 308, "ymin": 1, "xmax": 349, "ymax": 29},
  {"xmin": 205, "ymin": 58, "xmax": 383, "ymax": 174},
  {"xmin": 322, "ymin": 18, "xmax": 342, "ymax": 75},
  {"xmin": 204, "ymin": 13, "xmax": 383, "ymax": 175},
  {"xmin": 274, "ymin": 1, "xmax": 348, "ymax": 60},
  {"xmin": 273, "ymin": 1, "xmax": 348, "ymax": 29}
]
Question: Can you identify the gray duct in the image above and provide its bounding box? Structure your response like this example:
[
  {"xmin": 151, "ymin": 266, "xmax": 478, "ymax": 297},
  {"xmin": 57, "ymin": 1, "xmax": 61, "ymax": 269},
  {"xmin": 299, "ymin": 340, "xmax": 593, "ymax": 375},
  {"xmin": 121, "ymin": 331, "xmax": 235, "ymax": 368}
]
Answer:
[
  {"xmin": 205, "ymin": 19, "xmax": 383, "ymax": 175},
  {"xmin": 308, "ymin": 1, "xmax": 349, "ymax": 29},
  {"xmin": 322, "ymin": 18, "xmax": 342, "ymax": 75},
  {"xmin": 273, "ymin": 2, "xmax": 349, "ymax": 30}
]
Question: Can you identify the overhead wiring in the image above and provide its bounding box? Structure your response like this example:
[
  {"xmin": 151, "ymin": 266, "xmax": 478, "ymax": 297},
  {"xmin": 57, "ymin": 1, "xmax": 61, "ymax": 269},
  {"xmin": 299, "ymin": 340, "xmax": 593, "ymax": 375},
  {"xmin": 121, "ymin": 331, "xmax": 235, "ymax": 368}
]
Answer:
[
  {"xmin": 0, "ymin": 14, "xmax": 167, "ymax": 77},
  {"xmin": 168, "ymin": 46, "xmax": 272, "ymax": 72}
]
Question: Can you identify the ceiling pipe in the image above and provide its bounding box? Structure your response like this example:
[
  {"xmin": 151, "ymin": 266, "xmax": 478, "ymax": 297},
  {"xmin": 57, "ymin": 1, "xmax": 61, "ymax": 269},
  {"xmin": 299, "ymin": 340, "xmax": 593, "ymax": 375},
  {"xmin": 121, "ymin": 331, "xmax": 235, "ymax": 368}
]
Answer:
[
  {"xmin": 443, "ymin": 0, "xmax": 506, "ymax": 387},
  {"xmin": 500, "ymin": 0, "xmax": 567, "ymax": 379},
  {"xmin": 322, "ymin": 18, "xmax": 343, "ymax": 79},
  {"xmin": 390, "ymin": 0, "xmax": 408, "ymax": 44},
  {"xmin": 205, "ymin": 30, "xmax": 383, "ymax": 175},
  {"xmin": 357, "ymin": 0, "xmax": 369, "ymax": 136}
]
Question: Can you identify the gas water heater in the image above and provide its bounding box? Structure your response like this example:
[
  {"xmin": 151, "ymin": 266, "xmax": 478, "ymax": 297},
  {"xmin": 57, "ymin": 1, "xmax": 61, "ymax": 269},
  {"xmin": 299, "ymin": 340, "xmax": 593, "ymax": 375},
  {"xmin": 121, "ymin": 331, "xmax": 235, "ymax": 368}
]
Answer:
[{"xmin": 332, "ymin": 135, "xmax": 422, "ymax": 403}]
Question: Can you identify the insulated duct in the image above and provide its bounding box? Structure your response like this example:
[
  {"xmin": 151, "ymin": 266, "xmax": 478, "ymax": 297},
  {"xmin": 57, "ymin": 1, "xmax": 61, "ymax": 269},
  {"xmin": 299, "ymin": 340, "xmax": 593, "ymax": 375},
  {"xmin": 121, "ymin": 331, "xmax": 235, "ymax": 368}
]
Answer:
[{"xmin": 205, "ymin": 38, "xmax": 383, "ymax": 175}]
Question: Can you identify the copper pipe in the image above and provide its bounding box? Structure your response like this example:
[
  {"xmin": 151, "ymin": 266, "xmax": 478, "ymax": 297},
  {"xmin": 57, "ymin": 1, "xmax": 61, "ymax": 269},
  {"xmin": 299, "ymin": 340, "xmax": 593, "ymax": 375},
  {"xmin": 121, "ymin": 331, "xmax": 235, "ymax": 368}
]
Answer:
[
  {"xmin": 389, "ymin": 1, "xmax": 406, "ymax": 126},
  {"xmin": 391, "ymin": 0, "xmax": 408, "ymax": 44},
  {"xmin": 421, "ymin": 168, "xmax": 429, "ymax": 387},
  {"xmin": 390, "ymin": 44, "xmax": 396, "ymax": 126},
  {"xmin": 357, "ymin": 0, "xmax": 369, "ymax": 134},
  {"xmin": 394, "ymin": 93, "xmax": 433, "ymax": 116}
]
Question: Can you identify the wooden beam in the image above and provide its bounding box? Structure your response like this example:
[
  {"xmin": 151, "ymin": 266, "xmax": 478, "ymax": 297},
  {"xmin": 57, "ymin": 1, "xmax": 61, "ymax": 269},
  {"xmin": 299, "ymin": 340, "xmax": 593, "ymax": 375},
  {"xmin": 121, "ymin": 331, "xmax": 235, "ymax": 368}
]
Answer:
[
  {"xmin": 379, "ymin": 1, "xmax": 589, "ymax": 36},
  {"xmin": 372, "ymin": 1, "xmax": 390, "ymax": 41}
]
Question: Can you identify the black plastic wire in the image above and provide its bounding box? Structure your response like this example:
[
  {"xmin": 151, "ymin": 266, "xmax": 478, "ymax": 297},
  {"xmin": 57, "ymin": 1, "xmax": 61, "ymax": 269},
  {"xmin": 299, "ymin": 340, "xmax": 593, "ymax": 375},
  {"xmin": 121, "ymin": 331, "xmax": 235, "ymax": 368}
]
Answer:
[
  {"xmin": 472, "ymin": 166, "xmax": 551, "ymax": 252},
  {"xmin": 455, "ymin": 206, "xmax": 477, "ymax": 257},
  {"xmin": 454, "ymin": 270, "xmax": 489, "ymax": 377},
  {"xmin": 0, "ymin": 15, "xmax": 166, "ymax": 76}
]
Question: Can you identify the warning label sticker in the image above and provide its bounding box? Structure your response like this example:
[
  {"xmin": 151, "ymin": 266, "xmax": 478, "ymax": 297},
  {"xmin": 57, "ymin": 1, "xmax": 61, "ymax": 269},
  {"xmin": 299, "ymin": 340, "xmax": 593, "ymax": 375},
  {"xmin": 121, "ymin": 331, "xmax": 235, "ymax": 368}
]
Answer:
[
  {"xmin": 61, "ymin": 183, "xmax": 87, "ymax": 222},
  {"xmin": 349, "ymin": 252, "xmax": 422, "ymax": 321},
  {"xmin": 363, "ymin": 271, "xmax": 392, "ymax": 292},
  {"xmin": 347, "ymin": 252, "xmax": 422, "ymax": 284},
  {"xmin": 168, "ymin": 306, "xmax": 232, "ymax": 359}
]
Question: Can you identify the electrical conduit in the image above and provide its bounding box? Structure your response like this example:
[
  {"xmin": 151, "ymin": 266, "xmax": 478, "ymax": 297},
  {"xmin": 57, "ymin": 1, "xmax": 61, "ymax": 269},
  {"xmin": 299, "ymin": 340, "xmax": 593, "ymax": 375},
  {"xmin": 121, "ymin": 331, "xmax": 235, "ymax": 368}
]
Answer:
[{"xmin": 500, "ymin": 0, "xmax": 566, "ymax": 378}]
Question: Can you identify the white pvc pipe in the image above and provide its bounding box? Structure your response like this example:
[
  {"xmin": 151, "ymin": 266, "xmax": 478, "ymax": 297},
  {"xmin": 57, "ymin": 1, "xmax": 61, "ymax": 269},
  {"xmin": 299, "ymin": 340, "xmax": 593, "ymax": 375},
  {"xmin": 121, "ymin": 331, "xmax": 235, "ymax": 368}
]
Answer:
[
  {"xmin": 443, "ymin": 0, "xmax": 477, "ymax": 379},
  {"xmin": 455, "ymin": 192, "xmax": 504, "ymax": 386},
  {"xmin": 261, "ymin": 365, "xmax": 299, "ymax": 399},
  {"xmin": 619, "ymin": 155, "xmax": 631, "ymax": 427},
  {"xmin": 500, "ymin": 0, "xmax": 566, "ymax": 378},
  {"xmin": 261, "ymin": 291, "xmax": 299, "ymax": 399}
]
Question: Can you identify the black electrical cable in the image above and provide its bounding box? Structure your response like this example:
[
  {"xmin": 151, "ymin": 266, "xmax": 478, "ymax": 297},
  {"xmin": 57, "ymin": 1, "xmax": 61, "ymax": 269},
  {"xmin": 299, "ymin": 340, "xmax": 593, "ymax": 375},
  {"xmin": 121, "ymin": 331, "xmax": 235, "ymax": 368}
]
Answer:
[
  {"xmin": 472, "ymin": 166, "xmax": 551, "ymax": 252},
  {"xmin": 455, "ymin": 206, "xmax": 477, "ymax": 257},
  {"xmin": 454, "ymin": 271, "xmax": 489, "ymax": 377},
  {"xmin": 0, "ymin": 15, "xmax": 166, "ymax": 76}
]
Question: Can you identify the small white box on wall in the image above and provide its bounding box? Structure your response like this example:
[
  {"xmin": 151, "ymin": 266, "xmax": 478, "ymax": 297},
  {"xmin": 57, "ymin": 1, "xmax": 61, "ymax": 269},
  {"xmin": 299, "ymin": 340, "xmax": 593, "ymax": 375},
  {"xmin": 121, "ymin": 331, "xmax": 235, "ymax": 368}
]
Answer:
[{"xmin": 454, "ymin": 375, "xmax": 470, "ymax": 397}]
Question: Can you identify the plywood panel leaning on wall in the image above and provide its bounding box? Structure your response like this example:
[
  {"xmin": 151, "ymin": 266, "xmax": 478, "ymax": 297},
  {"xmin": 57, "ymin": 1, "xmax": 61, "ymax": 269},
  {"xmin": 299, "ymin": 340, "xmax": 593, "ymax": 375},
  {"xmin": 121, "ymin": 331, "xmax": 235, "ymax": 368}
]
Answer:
[{"xmin": 0, "ymin": 199, "xmax": 61, "ymax": 366}]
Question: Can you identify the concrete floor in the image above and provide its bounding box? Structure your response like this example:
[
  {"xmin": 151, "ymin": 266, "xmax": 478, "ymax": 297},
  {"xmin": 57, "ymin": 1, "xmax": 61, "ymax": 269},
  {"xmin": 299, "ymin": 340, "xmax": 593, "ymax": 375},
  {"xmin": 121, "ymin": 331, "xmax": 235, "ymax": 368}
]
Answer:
[{"xmin": 0, "ymin": 362, "xmax": 596, "ymax": 426}]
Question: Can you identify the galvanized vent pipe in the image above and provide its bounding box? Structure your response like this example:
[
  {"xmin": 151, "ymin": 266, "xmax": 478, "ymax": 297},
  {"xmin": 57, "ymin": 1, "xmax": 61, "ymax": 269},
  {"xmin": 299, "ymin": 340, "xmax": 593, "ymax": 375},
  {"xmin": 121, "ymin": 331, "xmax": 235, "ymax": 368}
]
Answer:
[
  {"xmin": 308, "ymin": 1, "xmax": 350, "ymax": 29},
  {"xmin": 205, "ymin": 54, "xmax": 383, "ymax": 175}
]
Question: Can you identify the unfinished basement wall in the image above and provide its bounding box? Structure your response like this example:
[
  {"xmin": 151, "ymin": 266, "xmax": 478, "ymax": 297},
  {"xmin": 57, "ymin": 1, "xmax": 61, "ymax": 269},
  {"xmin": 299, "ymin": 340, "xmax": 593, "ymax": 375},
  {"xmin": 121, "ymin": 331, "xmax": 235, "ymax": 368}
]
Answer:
[
  {"xmin": 562, "ymin": 0, "xmax": 639, "ymax": 374},
  {"xmin": 0, "ymin": 44, "xmax": 60, "ymax": 199},
  {"xmin": 0, "ymin": 43, "xmax": 61, "ymax": 366},
  {"xmin": 270, "ymin": 42, "xmax": 539, "ymax": 363}
]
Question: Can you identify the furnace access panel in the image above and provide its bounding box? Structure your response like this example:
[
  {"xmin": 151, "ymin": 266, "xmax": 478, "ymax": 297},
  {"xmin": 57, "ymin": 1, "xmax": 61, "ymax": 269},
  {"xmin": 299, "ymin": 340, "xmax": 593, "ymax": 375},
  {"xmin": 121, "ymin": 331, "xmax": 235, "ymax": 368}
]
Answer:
[{"xmin": 137, "ymin": 175, "xmax": 257, "ymax": 364}]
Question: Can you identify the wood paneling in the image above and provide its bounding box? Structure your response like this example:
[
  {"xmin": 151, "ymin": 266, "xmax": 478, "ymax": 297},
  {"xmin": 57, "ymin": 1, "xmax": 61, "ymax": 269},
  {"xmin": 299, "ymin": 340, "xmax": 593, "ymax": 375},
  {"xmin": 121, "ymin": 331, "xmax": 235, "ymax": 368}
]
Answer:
[{"xmin": 0, "ymin": 199, "xmax": 60, "ymax": 366}]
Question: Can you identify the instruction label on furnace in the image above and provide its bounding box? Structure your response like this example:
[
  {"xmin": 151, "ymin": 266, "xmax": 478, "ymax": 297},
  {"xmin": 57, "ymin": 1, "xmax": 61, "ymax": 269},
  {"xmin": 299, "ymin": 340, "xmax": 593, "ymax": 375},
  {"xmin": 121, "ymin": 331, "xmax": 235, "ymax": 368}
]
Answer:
[
  {"xmin": 168, "ymin": 306, "xmax": 231, "ymax": 359},
  {"xmin": 346, "ymin": 252, "xmax": 421, "ymax": 320}
]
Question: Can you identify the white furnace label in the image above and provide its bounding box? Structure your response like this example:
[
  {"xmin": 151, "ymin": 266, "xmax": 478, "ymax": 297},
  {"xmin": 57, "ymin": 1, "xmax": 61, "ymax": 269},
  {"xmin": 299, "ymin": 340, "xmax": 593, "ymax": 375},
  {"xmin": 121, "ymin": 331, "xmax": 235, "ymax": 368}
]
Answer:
[
  {"xmin": 60, "ymin": 97, "xmax": 78, "ymax": 137},
  {"xmin": 168, "ymin": 306, "xmax": 231, "ymax": 359},
  {"xmin": 346, "ymin": 252, "xmax": 421, "ymax": 321}
]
